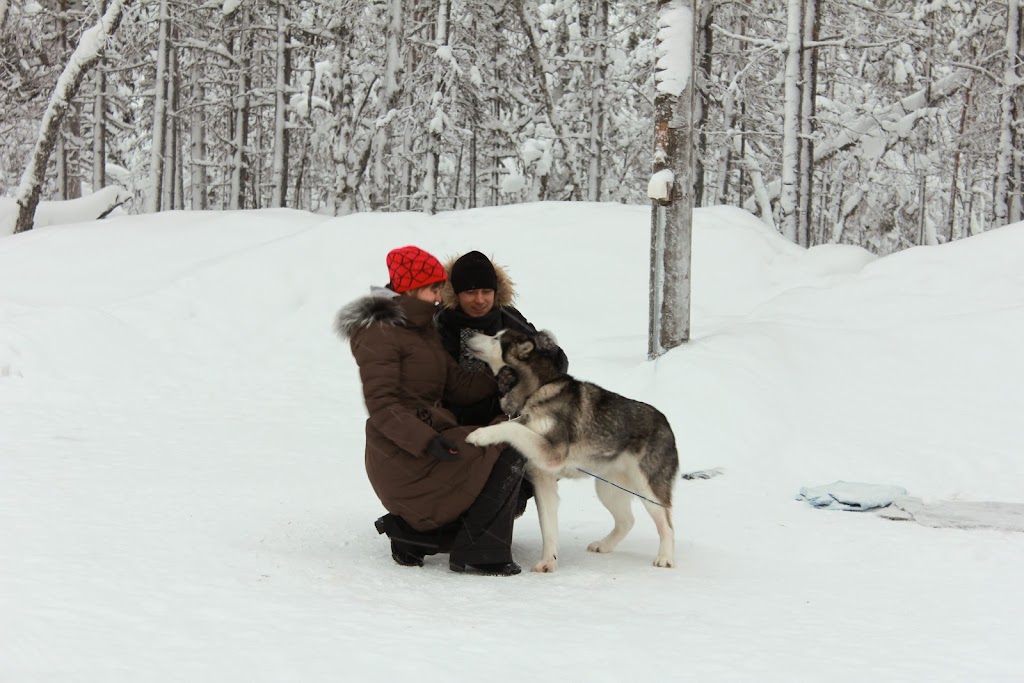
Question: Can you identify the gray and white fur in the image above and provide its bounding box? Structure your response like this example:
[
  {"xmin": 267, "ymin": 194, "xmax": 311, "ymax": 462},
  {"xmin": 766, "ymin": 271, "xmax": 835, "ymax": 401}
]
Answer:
[{"xmin": 465, "ymin": 329, "xmax": 680, "ymax": 572}]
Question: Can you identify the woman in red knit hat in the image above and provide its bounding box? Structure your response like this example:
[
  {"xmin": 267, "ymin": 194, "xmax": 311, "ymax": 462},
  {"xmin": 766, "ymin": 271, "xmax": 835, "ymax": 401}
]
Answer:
[{"xmin": 335, "ymin": 245, "xmax": 525, "ymax": 576}]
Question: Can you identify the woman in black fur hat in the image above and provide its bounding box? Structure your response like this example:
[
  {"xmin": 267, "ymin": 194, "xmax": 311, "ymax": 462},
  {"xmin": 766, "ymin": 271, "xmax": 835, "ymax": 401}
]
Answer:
[{"xmin": 436, "ymin": 250, "xmax": 569, "ymax": 426}]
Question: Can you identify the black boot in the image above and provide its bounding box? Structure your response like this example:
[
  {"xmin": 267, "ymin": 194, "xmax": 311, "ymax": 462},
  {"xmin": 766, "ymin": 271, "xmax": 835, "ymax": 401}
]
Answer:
[
  {"xmin": 375, "ymin": 515, "xmax": 426, "ymax": 567},
  {"xmin": 449, "ymin": 560, "xmax": 522, "ymax": 576}
]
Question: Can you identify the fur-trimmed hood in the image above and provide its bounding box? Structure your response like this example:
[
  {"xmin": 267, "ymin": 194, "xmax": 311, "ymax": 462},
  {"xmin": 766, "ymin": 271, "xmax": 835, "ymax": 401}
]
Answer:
[
  {"xmin": 440, "ymin": 253, "xmax": 516, "ymax": 310},
  {"xmin": 334, "ymin": 287, "xmax": 404, "ymax": 340}
]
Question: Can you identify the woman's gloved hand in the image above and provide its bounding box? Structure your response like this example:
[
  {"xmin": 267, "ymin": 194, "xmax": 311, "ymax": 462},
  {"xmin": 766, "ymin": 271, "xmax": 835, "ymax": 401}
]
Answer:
[{"xmin": 425, "ymin": 436, "xmax": 460, "ymax": 461}]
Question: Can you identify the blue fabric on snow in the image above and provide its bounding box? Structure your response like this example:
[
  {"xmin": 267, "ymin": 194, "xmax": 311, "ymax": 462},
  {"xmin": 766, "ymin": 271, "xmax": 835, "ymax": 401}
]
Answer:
[{"xmin": 797, "ymin": 481, "xmax": 909, "ymax": 511}]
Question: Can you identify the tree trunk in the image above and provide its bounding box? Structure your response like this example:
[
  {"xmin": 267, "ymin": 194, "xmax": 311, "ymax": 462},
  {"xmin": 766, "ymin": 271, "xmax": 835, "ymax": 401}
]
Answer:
[
  {"xmin": 146, "ymin": 0, "xmax": 169, "ymax": 213},
  {"xmin": 587, "ymin": 0, "xmax": 608, "ymax": 201},
  {"xmin": 271, "ymin": 0, "xmax": 290, "ymax": 208},
  {"xmin": 229, "ymin": 8, "xmax": 252, "ymax": 211},
  {"xmin": 995, "ymin": 0, "xmax": 1021, "ymax": 226},
  {"xmin": 92, "ymin": 0, "xmax": 108, "ymax": 193},
  {"xmin": 947, "ymin": 81, "xmax": 973, "ymax": 242},
  {"xmin": 423, "ymin": 0, "xmax": 449, "ymax": 215},
  {"xmin": 797, "ymin": 0, "xmax": 819, "ymax": 247},
  {"xmin": 13, "ymin": 0, "xmax": 128, "ymax": 234},
  {"xmin": 649, "ymin": 0, "xmax": 696, "ymax": 359},
  {"xmin": 189, "ymin": 59, "xmax": 207, "ymax": 211},
  {"xmin": 162, "ymin": 29, "xmax": 179, "ymax": 211},
  {"xmin": 692, "ymin": 0, "xmax": 713, "ymax": 207},
  {"xmin": 779, "ymin": 0, "xmax": 803, "ymax": 242}
]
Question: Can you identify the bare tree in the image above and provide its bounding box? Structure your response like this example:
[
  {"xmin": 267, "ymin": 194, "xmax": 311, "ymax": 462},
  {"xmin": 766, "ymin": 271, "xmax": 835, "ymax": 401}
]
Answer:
[
  {"xmin": 649, "ymin": 0, "xmax": 696, "ymax": 359},
  {"xmin": 146, "ymin": 0, "xmax": 170, "ymax": 213},
  {"xmin": 13, "ymin": 0, "xmax": 129, "ymax": 234},
  {"xmin": 587, "ymin": 0, "xmax": 608, "ymax": 201},
  {"xmin": 270, "ymin": 0, "xmax": 290, "ymax": 208},
  {"xmin": 92, "ymin": 0, "xmax": 108, "ymax": 193},
  {"xmin": 995, "ymin": 0, "xmax": 1022, "ymax": 226}
]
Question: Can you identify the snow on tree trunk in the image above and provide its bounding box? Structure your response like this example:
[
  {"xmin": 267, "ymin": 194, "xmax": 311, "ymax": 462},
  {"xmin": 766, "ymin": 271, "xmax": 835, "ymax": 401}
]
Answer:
[
  {"xmin": 12, "ymin": 0, "xmax": 128, "ymax": 234},
  {"xmin": 190, "ymin": 60, "xmax": 207, "ymax": 211},
  {"xmin": 587, "ymin": 0, "xmax": 608, "ymax": 202},
  {"xmin": 162, "ymin": 36, "xmax": 180, "ymax": 211},
  {"xmin": 779, "ymin": 0, "xmax": 803, "ymax": 243},
  {"xmin": 797, "ymin": 0, "xmax": 819, "ymax": 247},
  {"xmin": 693, "ymin": 0, "xmax": 714, "ymax": 207},
  {"xmin": 92, "ymin": 0, "xmax": 108, "ymax": 193},
  {"xmin": 146, "ymin": 0, "xmax": 169, "ymax": 213},
  {"xmin": 648, "ymin": 0, "xmax": 695, "ymax": 359},
  {"xmin": 946, "ymin": 80, "xmax": 973, "ymax": 242},
  {"xmin": 270, "ymin": 1, "xmax": 289, "ymax": 208},
  {"xmin": 995, "ymin": 0, "xmax": 1021, "ymax": 227},
  {"xmin": 515, "ymin": 0, "xmax": 585, "ymax": 200},
  {"xmin": 229, "ymin": 8, "xmax": 252, "ymax": 211},
  {"xmin": 423, "ymin": 0, "xmax": 450, "ymax": 215}
]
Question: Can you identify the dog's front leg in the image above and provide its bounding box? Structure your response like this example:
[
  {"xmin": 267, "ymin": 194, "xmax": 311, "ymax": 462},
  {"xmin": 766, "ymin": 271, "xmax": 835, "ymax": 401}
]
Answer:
[
  {"xmin": 529, "ymin": 469, "xmax": 560, "ymax": 573},
  {"xmin": 466, "ymin": 422, "xmax": 562, "ymax": 469}
]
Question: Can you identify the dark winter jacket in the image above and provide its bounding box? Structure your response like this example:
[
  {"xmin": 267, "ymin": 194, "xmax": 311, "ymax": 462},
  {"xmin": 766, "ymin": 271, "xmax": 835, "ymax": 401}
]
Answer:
[
  {"xmin": 436, "ymin": 256, "xmax": 569, "ymax": 425},
  {"xmin": 335, "ymin": 287, "xmax": 502, "ymax": 532}
]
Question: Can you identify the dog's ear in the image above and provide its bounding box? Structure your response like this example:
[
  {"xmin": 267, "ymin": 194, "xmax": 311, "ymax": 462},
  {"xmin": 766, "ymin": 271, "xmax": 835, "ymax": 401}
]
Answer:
[
  {"xmin": 514, "ymin": 339, "xmax": 535, "ymax": 359},
  {"xmin": 534, "ymin": 330, "xmax": 558, "ymax": 352}
]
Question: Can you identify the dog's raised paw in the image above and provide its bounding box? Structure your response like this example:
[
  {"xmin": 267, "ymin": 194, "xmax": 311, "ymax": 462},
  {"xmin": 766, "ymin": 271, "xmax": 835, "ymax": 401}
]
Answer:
[
  {"xmin": 465, "ymin": 428, "xmax": 496, "ymax": 447},
  {"xmin": 587, "ymin": 540, "xmax": 613, "ymax": 553}
]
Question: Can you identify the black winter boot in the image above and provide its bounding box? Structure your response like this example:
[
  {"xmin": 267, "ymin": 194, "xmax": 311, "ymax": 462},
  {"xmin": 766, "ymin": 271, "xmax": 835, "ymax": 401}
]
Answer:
[
  {"xmin": 375, "ymin": 515, "xmax": 426, "ymax": 567},
  {"xmin": 375, "ymin": 514, "xmax": 462, "ymax": 567},
  {"xmin": 449, "ymin": 560, "xmax": 522, "ymax": 576}
]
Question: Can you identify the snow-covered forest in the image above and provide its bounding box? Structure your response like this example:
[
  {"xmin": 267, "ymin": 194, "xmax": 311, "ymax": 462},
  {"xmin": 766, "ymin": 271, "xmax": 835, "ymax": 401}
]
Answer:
[{"xmin": 1, "ymin": 0, "xmax": 1021, "ymax": 254}]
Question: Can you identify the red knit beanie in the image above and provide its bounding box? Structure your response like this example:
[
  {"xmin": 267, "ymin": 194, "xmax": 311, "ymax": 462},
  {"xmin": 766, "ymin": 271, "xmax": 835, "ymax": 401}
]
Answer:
[{"xmin": 386, "ymin": 245, "xmax": 447, "ymax": 293}]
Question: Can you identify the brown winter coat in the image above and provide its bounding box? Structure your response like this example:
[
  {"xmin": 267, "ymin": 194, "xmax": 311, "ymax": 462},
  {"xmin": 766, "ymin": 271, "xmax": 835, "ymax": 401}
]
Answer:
[{"xmin": 335, "ymin": 288, "xmax": 501, "ymax": 531}]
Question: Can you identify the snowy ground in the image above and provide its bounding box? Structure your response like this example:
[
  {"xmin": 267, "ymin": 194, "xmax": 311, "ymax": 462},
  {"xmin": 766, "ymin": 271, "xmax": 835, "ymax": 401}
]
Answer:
[{"xmin": 1, "ymin": 203, "xmax": 1022, "ymax": 682}]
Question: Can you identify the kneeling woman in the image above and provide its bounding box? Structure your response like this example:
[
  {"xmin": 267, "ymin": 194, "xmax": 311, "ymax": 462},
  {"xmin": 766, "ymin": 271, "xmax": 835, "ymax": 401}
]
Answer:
[{"xmin": 335, "ymin": 245, "xmax": 524, "ymax": 576}]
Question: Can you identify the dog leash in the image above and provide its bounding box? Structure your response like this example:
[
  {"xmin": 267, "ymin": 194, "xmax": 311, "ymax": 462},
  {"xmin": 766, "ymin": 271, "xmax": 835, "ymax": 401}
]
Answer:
[{"xmin": 574, "ymin": 467, "xmax": 667, "ymax": 507}]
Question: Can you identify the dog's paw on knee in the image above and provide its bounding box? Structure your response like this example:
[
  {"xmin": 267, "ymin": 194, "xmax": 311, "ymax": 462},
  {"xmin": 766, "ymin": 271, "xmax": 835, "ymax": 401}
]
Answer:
[{"xmin": 531, "ymin": 558, "xmax": 558, "ymax": 573}]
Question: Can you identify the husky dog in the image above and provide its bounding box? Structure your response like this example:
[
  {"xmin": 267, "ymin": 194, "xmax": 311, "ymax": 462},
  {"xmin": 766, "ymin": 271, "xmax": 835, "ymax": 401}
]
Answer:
[{"xmin": 465, "ymin": 329, "xmax": 679, "ymax": 573}]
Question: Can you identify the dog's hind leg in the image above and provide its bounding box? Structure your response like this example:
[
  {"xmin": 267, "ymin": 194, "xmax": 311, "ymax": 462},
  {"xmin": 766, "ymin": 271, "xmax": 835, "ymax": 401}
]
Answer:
[
  {"xmin": 587, "ymin": 479, "xmax": 634, "ymax": 554},
  {"xmin": 530, "ymin": 470, "xmax": 560, "ymax": 573},
  {"xmin": 641, "ymin": 500, "xmax": 675, "ymax": 568}
]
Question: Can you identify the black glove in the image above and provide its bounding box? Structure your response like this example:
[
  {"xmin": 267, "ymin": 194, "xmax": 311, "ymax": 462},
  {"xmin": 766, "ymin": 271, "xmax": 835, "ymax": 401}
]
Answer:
[{"xmin": 425, "ymin": 436, "xmax": 460, "ymax": 461}]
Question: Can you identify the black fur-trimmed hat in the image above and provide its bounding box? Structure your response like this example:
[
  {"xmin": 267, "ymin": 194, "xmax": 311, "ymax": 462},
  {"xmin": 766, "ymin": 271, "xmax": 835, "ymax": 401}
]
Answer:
[{"xmin": 449, "ymin": 250, "xmax": 498, "ymax": 294}]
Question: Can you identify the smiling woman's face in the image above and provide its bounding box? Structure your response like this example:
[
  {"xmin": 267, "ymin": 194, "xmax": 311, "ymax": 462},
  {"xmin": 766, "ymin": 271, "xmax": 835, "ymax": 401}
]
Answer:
[{"xmin": 457, "ymin": 288, "xmax": 496, "ymax": 317}]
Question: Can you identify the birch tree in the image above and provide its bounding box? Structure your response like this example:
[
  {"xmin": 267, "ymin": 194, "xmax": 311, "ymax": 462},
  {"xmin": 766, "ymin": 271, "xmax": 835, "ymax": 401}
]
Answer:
[
  {"xmin": 146, "ymin": 0, "xmax": 170, "ymax": 213},
  {"xmin": 228, "ymin": 5, "xmax": 252, "ymax": 211},
  {"xmin": 92, "ymin": 0, "xmax": 108, "ymax": 192},
  {"xmin": 12, "ymin": 0, "xmax": 129, "ymax": 234},
  {"xmin": 587, "ymin": 0, "xmax": 608, "ymax": 201},
  {"xmin": 423, "ymin": 0, "xmax": 450, "ymax": 215},
  {"xmin": 778, "ymin": 0, "xmax": 803, "ymax": 243},
  {"xmin": 270, "ymin": 0, "xmax": 290, "ymax": 208},
  {"xmin": 995, "ymin": 0, "xmax": 1022, "ymax": 226},
  {"xmin": 649, "ymin": 0, "xmax": 696, "ymax": 358},
  {"xmin": 797, "ymin": 0, "xmax": 819, "ymax": 246}
]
